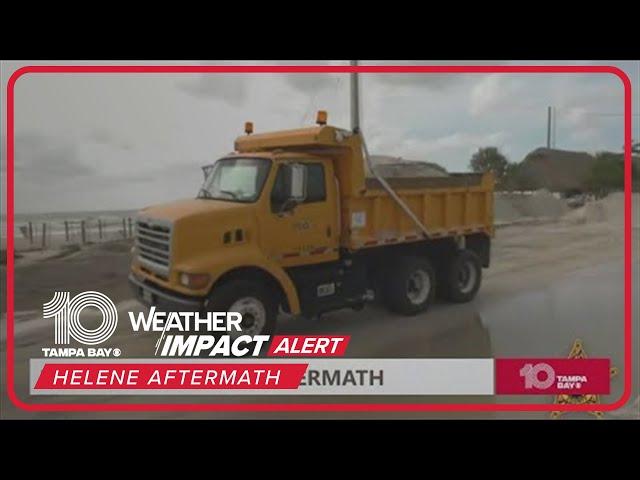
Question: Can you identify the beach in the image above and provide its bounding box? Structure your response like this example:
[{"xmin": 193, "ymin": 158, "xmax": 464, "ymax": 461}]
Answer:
[{"xmin": 1, "ymin": 209, "xmax": 137, "ymax": 252}]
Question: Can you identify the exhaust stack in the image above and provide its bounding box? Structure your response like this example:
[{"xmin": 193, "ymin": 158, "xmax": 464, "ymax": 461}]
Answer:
[{"xmin": 350, "ymin": 60, "xmax": 360, "ymax": 133}]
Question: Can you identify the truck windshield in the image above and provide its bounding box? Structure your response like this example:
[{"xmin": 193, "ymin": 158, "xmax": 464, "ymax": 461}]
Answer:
[{"xmin": 198, "ymin": 157, "xmax": 271, "ymax": 203}]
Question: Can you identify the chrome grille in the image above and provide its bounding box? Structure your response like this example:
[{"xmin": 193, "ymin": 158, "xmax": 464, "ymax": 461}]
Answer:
[{"xmin": 136, "ymin": 218, "xmax": 172, "ymax": 276}]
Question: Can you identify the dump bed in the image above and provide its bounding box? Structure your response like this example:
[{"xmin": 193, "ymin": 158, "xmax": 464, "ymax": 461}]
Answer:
[
  {"xmin": 343, "ymin": 172, "xmax": 495, "ymax": 250},
  {"xmin": 235, "ymin": 124, "xmax": 495, "ymax": 251}
]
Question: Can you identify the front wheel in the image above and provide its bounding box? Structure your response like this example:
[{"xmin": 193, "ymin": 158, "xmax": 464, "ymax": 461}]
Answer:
[
  {"xmin": 206, "ymin": 279, "xmax": 277, "ymax": 337},
  {"xmin": 385, "ymin": 256, "xmax": 436, "ymax": 315}
]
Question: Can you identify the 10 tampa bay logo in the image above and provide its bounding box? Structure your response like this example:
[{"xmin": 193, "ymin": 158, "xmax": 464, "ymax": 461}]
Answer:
[{"xmin": 41, "ymin": 291, "xmax": 122, "ymax": 358}]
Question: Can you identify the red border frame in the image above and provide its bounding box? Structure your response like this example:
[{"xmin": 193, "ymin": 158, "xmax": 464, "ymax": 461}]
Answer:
[{"xmin": 4, "ymin": 64, "xmax": 634, "ymax": 412}]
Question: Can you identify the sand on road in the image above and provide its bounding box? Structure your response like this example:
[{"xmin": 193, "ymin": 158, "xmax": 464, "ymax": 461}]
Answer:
[{"xmin": 1, "ymin": 193, "xmax": 638, "ymax": 419}]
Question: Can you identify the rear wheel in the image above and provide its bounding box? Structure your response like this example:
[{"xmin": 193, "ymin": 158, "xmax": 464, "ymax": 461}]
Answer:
[
  {"xmin": 440, "ymin": 249, "xmax": 482, "ymax": 303},
  {"xmin": 385, "ymin": 256, "xmax": 436, "ymax": 315},
  {"xmin": 206, "ymin": 279, "xmax": 277, "ymax": 337}
]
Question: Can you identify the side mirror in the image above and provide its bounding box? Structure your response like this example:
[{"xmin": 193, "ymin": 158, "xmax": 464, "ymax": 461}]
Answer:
[
  {"xmin": 202, "ymin": 165, "xmax": 214, "ymax": 180},
  {"xmin": 272, "ymin": 163, "xmax": 308, "ymax": 215},
  {"xmin": 279, "ymin": 198, "xmax": 298, "ymax": 214},
  {"xmin": 288, "ymin": 163, "xmax": 307, "ymax": 202}
]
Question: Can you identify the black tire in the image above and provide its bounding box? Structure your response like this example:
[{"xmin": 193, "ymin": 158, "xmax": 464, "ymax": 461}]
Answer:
[
  {"xmin": 440, "ymin": 249, "xmax": 482, "ymax": 303},
  {"xmin": 385, "ymin": 256, "xmax": 436, "ymax": 315},
  {"xmin": 206, "ymin": 279, "xmax": 277, "ymax": 337}
]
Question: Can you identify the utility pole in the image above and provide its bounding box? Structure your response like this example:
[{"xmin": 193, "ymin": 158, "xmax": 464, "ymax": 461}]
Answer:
[
  {"xmin": 350, "ymin": 60, "xmax": 360, "ymax": 133},
  {"xmin": 547, "ymin": 106, "xmax": 552, "ymax": 149},
  {"xmin": 552, "ymin": 106, "xmax": 557, "ymax": 148}
]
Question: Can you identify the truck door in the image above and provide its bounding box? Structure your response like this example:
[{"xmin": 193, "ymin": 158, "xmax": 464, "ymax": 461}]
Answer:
[{"xmin": 263, "ymin": 159, "xmax": 339, "ymax": 267}]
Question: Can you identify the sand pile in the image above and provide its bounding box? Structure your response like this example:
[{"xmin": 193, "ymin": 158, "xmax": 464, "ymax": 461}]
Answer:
[
  {"xmin": 495, "ymin": 190, "xmax": 568, "ymax": 223},
  {"xmin": 368, "ymin": 155, "xmax": 448, "ymax": 178},
  {"xmin": 495, "ymin": 190, "xmax": 635, "ymax": 226},
  {"xmin": 563, "ymin": 192, "xmax": 634, "ymax": 226},
  {"xmin": 494, "ymin": 195, "xmax": 521, "ymax": 222}
]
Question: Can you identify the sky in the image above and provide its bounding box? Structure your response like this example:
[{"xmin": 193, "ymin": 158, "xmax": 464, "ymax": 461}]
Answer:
[{"xmin": 1, "ymin": 60, "xmax": 638, "ymax": 214}]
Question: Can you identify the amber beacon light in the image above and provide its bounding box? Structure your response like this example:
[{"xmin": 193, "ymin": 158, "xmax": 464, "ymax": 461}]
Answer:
[{"xmin": 316, "ymin": 110, "xmax": 328, "ymax": 125}]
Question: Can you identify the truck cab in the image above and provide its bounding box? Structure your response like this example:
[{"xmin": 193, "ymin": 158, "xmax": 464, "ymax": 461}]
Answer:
[{"xmin": 130, "ymin": 149, "xmax": 341, "ymax": 336}]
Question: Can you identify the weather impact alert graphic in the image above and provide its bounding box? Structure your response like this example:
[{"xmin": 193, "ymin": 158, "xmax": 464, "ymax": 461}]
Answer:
[{"xmin": 24, "ymin": 291, "xmax": 613, "ymax": 399}]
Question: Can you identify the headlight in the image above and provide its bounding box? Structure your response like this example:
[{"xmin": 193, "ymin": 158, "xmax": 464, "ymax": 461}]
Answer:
[{"xmin": 179, "ymin": 272, "xmax": 211, "ymax": 289}]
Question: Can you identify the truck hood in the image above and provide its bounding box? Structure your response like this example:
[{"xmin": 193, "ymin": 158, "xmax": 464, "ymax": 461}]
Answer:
[
  {"xmin": 138, "ymin": 198, "xmax": 253, "ymax": 223},
  {"xmin": 136, "ymin": 198, "xmax": 258, "ymax": 269}
]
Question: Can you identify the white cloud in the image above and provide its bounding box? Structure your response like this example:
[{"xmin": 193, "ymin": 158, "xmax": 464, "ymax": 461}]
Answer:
[
  {"xmin": 563, "ymin": 107, "xmax": 592, "ymax": 129},
  {"xmin": 284, "ymin": 73, "xmax": 341, "ymax": 94},
  {"xmin": 420, "ymin": 131, "xmax": 508, "ymax": 154},
  {"xmin": 2, "ymin": 60, "xmax": 637, "ymax": 213},
  {"xmin": 176, "ymin": 75, "xmax": 247, "ymax": 105},
  {"xmin": 469, "ymin": 74, "xmax": 523, "ymax": 116}
]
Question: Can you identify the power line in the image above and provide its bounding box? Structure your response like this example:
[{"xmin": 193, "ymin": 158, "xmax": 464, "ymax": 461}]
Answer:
[
  {"xmin": 553, "ymin": 107, "xmax": 640, "ymax": 117},
  {"xmin": 564, "ymin": 113, "xmax": 640, "ymax": 117}
]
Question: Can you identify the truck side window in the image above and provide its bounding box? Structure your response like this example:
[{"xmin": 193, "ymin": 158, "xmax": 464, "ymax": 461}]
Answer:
[
  {"xmin": 304, "ymin": 164, "xmax": 326, "ymax": 203},
  {"xmin": 270, "ymin": 163, "xmax": 326, "ymax": 213}
]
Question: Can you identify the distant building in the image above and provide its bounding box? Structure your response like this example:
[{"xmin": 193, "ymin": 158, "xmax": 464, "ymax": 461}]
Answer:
[
  {"xmin": 517, "ymin": 147, "xmax": 639, "ymax": 194},
  {"xmin": 518, "ymin": 148, "xmax": 598, "ymax": 193}
]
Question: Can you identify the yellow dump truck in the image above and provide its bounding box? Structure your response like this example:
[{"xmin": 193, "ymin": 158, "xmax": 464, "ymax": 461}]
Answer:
[{"xmin": 129, "ymin": 113, "xmax": 494, "ymax": 336}]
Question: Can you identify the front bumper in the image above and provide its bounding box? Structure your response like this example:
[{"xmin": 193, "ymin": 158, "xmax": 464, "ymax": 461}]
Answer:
[{"xmin": 128, "ymin": 273, "xmax": 205, "ymax": 311}]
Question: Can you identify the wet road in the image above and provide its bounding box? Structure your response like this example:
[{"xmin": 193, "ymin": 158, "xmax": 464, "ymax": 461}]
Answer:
[
  {"xmin": 3, "ymin": 256, "xmax": 636, "ymax": 419},
  {"xmin": 483, "ymin": 260, "xmax": 636, "ymax": 417}
]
